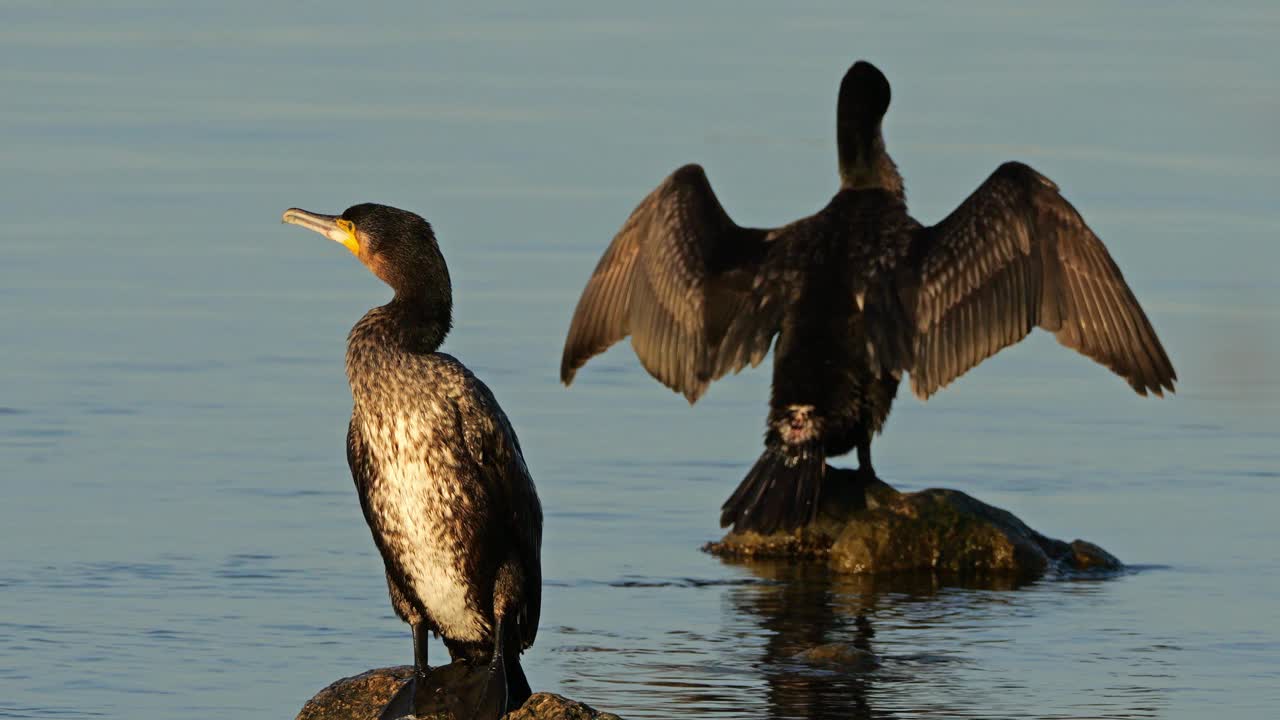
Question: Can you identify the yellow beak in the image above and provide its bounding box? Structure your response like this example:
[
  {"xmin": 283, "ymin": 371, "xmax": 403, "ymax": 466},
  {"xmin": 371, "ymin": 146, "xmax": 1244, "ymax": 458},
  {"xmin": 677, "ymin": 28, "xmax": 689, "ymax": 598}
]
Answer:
[{"xmin": 282, "ymin": 208, "xmax": 360, "ymax": 256}]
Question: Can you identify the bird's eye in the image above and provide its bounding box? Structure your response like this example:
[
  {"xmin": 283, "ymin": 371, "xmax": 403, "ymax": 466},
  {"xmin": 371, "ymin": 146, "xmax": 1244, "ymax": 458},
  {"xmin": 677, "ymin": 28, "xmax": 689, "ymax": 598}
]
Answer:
[{"xmin": 337, "ymin": 219, "xmax": 356, "ymax": 235}]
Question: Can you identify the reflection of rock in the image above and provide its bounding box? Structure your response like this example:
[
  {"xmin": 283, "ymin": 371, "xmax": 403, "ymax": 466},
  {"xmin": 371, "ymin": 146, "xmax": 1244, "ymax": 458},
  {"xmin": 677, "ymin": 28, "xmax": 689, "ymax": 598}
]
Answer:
[
  {"xmin": 705, "ymin": 467, "xmax": 1122, "ymax": 578},
  {"xmin": 294, "ymin": 666, "xmax": 622, "ymax": 720}
]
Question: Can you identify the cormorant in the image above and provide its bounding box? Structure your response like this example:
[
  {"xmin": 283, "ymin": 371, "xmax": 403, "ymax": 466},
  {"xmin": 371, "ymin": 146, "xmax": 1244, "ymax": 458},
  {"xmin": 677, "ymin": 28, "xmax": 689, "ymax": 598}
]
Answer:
[
  {"xmin": 283, "ymin": 203, "xmax": 542, "ymax": 719},
  {"xmin": 560, "ymin": 61, "xmax": 1176, "ymax": 534}
]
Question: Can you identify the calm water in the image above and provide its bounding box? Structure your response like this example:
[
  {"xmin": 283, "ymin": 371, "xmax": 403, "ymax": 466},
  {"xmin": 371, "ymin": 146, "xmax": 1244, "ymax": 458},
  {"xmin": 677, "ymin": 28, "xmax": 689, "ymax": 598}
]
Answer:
[{"xmin": 2, "ymin": 2, "xmax": 1278, "ymax": 719}]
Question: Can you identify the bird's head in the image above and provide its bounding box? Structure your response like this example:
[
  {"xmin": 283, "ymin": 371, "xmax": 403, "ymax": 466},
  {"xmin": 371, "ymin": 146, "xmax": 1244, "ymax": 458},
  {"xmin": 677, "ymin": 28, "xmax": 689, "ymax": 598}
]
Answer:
[
  {"xmin": 837, "ymin": 61, "xmax": 896, "ymax": 191},
  {"xmin": 282, "ymin": 203, "xmax": 453, "ymax": 308},
  {"xmin": 839, "ymin": 60, "xmax": 891, "ymax": 131}
]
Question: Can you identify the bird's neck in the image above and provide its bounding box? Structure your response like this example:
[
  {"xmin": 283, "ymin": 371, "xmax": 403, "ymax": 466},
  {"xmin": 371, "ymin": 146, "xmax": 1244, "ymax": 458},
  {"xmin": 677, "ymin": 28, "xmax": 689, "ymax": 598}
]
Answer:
[
  {"xmin": 368, "ymin": 294, "xmax": 453, "ymax": 355},
  {"xmin": 837, "ymin": 124, "xmax": 905, "ymax": 199}
]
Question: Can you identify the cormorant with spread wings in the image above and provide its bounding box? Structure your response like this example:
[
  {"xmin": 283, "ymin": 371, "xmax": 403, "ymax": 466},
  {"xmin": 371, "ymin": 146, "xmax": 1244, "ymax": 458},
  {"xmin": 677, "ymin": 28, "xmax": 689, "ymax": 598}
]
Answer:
[{"xmin": 560, "ymin": 61, "xmax": 1176, "ymax": 534}]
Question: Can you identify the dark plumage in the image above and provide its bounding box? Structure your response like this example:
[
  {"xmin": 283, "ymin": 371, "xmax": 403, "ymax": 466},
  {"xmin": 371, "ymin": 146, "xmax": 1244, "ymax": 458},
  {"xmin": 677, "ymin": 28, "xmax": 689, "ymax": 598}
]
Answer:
[
  {"xmin": 561, "ymin": 61, "xmax": 1176, "ymax": 534},
  {"xmin": 283, "ymin": 204, "xmax": 542, "ymax": 719}
]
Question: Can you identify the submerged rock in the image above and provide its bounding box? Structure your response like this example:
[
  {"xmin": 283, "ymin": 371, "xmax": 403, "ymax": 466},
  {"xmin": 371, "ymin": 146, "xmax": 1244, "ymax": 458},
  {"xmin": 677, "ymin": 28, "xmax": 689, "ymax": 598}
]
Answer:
[
  {"xmin": 294, "ymin": 666, "xmax": 622, "ymax": 720},
  {"xmin": 791, "ymin": 642, "xmax": 880, "ymax": 671},
  {"xmin": 704, "ymin": 467, "xmax": 1122, "ymax": 578}
]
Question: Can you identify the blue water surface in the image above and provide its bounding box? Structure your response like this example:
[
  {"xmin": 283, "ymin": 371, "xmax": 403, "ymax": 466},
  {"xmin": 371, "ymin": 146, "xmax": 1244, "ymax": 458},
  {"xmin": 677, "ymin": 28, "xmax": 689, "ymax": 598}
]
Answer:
[{"xmin": 1, "ymin": 2, "xmax": 1277, "ymax": 718}]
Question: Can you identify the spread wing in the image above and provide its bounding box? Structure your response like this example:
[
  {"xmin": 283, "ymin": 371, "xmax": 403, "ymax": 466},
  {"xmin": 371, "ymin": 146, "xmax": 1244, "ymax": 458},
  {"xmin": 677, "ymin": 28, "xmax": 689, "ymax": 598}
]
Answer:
[
  {"xmin": 560, "ymin": 164, "xmax": 784, "ymax": 403},
  {"xmin": 459, "ymin": 377, "xmax": 543, "ymax": 650},
  {"xmin": 894, "ymin": 161, "xmax": 1176, "ymax": 399}
]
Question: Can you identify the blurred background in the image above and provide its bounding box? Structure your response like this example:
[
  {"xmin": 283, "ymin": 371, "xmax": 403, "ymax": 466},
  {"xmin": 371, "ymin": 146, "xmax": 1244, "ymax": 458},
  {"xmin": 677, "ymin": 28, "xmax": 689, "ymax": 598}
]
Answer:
[{"xmin": 1, "ymin": 2, "xmax": 1277, "ymax": 718}]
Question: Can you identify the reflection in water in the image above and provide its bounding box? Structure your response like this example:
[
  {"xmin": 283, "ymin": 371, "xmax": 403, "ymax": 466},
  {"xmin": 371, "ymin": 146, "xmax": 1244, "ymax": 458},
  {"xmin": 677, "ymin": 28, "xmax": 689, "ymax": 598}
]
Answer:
[
  {"xmin": 721, "ymin": 558, "xmax": 1031, "ymax": 720},
  {"xmin": 727, "ymin": 560, "xmax": 878, "ymax": 720},
  {"xmin": 533, "ymin": 557, "xmax": 1174, "ymax": 719}
]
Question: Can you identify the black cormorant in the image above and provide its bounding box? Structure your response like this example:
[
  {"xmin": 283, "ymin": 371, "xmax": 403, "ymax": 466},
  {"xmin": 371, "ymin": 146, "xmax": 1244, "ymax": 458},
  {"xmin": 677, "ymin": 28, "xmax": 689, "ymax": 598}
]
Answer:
[
  {"xmin": 283, "ymin": 204, "xmax": 542, "ymax": 719},
  {"xmin": 560, "ymin": 61, "xmax": 1176, "ymax": 534}
]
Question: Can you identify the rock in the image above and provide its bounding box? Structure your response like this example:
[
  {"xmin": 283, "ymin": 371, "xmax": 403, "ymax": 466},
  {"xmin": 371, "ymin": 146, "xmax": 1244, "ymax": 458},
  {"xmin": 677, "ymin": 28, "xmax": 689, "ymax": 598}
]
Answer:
[
  {"xmin": 296, "ymin": 666, "xmax": 415, "ymax": 720},
  {"xmin": 791, "ymin": 642, "xmax": 880, "ymax": 671},
  {"xmin": 294, "ymin": 666, "xmax": 622, "ymax": 720},
  {"xmin": 506, "ymin": 693, "xmax": 623, "ymax": 720},
  {"xmin": 704, "ymin": 467, "xmax": 1122, "ymax": 579}
]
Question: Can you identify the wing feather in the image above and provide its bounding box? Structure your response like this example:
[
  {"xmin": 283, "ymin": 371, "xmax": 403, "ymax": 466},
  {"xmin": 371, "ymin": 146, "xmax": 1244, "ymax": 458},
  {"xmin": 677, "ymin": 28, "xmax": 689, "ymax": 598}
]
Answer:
[
  {"xmin": 560, "ymin": 164, "xmax": 783, "ymax": 402},
  {"xmin": 900, "ymin": 161, "xmax": 1176, "ymax": 399},
  {"xmin": 458, "ymin": 376, "xmax": 543, "ymax": 650}
]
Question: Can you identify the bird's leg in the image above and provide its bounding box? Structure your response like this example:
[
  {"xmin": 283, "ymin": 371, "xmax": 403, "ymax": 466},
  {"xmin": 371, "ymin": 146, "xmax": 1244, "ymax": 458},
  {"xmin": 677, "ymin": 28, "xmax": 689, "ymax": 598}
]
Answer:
[
  {"xmin": 408, "ymin": 622, "xmax": 443, "ymax": 713},
  {"xmin": 379, "ymin": 623, "xmax": 431, "ymax": 720},
  {"xmin": 412, "ymin": 622, "xmax": 431, "ymax": 676},
  {"xmin": 856, "ymin": 440, "xmax": 878, "ymax": 481},
  {"xmin": 468, "ymin": 619, "xmax": 509, "ymax": 720}
]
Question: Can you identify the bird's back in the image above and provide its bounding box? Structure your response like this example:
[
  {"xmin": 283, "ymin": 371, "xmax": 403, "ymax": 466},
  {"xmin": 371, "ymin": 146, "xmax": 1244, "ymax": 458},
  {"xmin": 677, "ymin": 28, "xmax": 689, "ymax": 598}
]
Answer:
[
  {"xmin": 768, "ymin": 189, "xmax": 913, "ymax": 343},
  {"xmin": 763, "ymin": 190, "xmax": 911, "ymax": 417}
]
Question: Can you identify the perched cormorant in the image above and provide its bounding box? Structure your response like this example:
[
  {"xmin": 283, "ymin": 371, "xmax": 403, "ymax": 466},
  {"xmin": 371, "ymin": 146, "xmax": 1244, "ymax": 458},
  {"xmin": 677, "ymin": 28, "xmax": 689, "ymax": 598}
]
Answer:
[
  {"xmin": 561, "ymin": 61, "xmax": 1176, "ymax": 534},
  {"xmin": 283, "ymin": 204, "xmax": 542, "ymax": 719}
]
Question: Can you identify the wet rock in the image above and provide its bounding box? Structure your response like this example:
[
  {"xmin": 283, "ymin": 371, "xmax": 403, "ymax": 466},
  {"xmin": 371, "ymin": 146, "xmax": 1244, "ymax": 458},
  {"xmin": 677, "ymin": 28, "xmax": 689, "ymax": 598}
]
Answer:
[
  {"xmin": 704, "ymin": 467, "xmax": 1122, "ymax": 579},
  {"xmin": 296, "ymin": 666, "xmax": 415, "ymax": 720},
  {"xmin": 506, "ymin": 693, "xmax": 624, "ymax": 720},
  {"xmin": 792, "ymin": 642, "xmax": 880, "ymax": 671},
  {"xmin": 294, "ymin": 666, "xmax": 622, "ymax": 720}
]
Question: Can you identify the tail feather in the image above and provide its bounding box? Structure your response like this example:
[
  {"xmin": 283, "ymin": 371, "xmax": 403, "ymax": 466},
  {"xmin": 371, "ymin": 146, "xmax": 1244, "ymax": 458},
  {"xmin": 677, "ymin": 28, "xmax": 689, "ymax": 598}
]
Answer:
[
  {"xmin": 431, "ymin": 659, "xmax": 504, "ymax": 720},
  {"xmin": 504, "ymin": 651, "xmax": 532, "ymax": 710},
  {"xmin": 380, "ymin": 656, "xmax": 516, "ymax": 720},
  {"xmin": 720, "ymin": 443, "xmax": 826, "ymax": 533}
]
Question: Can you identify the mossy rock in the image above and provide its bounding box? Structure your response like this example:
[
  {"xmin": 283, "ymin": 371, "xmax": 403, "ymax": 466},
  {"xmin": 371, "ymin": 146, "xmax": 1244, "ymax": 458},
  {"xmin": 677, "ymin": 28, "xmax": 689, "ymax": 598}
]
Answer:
[{"xmin": 705, "ymin": 467, "xmax": 1121, "ymax": 579}]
